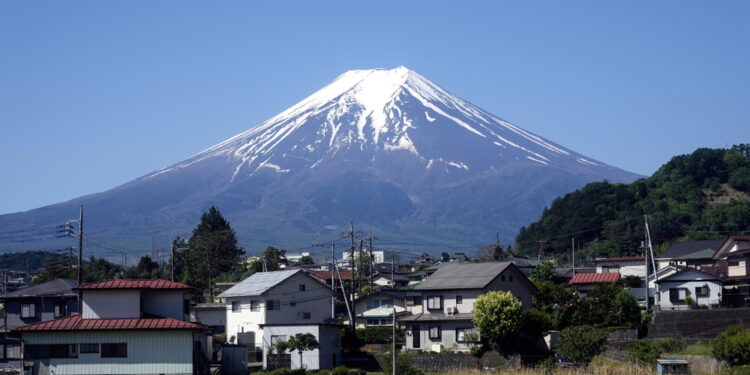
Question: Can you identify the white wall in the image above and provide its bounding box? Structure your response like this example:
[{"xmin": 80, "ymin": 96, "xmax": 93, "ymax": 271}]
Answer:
[
  {"xmin": 22, "ymin": 330, "xmax": 194, "ymax": 375},
  {"xmin": 142, "ymin": 291, "xmax": 185, "ymax": 320},
  {"xmin": 82, "ymin": 291, "xmax": 140, "ymax": 319},
  {"xmin": 596, "ymin": 261, "xmax": 646, "ymax": 278},
  {"xmin": 261, "ymin": 324, "xmax": 340, "ymax": 370}
]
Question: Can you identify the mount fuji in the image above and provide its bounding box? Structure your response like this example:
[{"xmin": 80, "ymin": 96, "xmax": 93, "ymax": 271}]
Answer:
[{"xmin": 0, "ymin": 67, "xmax": 640, "ymax": 254}]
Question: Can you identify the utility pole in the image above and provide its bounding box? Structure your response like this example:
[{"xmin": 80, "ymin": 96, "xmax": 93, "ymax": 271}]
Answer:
[
  {"xmin": 391, "ymin": 253, "xmax": 397, "ymax": 375},
  {"xmin": 537, "ymin": 240, "xmax": 546, "ymax": 261},
  {"xmin": 77, "ymin": 206, "xmax": 84, "ymax": 285},
  {"xmin": 367, "ymin": 231, "xmax": 375, "ymax": 291},
  {"xmin": 571, "ymin": 238, "xmax": 576, "ymax": 277},
  {"xmin": 331, "ymin": 242, "xmax": 336, "ymax": 319},
  {"xmin": 644, "ymin": 215, "xmax": 658, "ymax": 309},
  {"xmin": 341, "ymin": 222, "xmax": 359, "ymax": 322}
]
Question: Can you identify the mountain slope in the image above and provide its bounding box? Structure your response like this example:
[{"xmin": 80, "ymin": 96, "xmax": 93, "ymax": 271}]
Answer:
[
  {"xmin": 0, "ymin": 67, "xmax": 641, "ymax": 254},
  {"xmin": 514, "ymin": 145, "xmax": 750, "ymax": 259}
]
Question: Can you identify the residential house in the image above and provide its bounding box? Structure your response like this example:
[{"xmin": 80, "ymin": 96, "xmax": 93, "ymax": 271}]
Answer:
[
  {"xmin": 655, "ymin": 268, "xmax": 723, "ymax": 310},
  {"xmin": 371, "ymin": 273, "xmax": 410, "ymax": 289},
  {"xmin": 656, "ymin": 239, "xmax": 724, "ymax": 270},
  {"xmin": 399, "ymin": 262, "xmax": 536, "ymax": 353},
  {"xmin": 218, "ymin": 270, "xmax": 340, "ymax": 370},
  {"xmin": 190, "ymin": 303, "xmax": 226, "ymax": 334},
  {"xmin": 16, "ymin": 279, "xmax": 207, "ymax": 375},
  {"xmin": 351, "ymin": 290, "xmax": 408, "ymax": 328},
  {"xmin": 568, "ymin": 272, "xmax": 621, "ymax": 296},
  {"xmin": 594, "ymin": 256, "xmax": 646, "ymax": 277},
  {"xmin": 0, "ymin": 278, "xmax": 78, "ymax": 371},
  {"xmin": 712, "ymin": 235, "xmax": 750, "ymax": 306}
]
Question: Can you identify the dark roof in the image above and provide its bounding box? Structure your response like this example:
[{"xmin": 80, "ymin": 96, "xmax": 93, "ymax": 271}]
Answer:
[
  {"xmin": 714, "ymin": 235, "xmax": 750, "ymax": 259},
  {"xmin": 593, "ymin": 256, "xmax": 644, "ymax": 263},
  {"xmin": 659, "ymin": 240, "xmax": 724, "ymax": 259},
  {"xmin": 354, "ymin": 289, "xmax": 404, "ymax": 302},
  {"xmin": 1, "ymin": 278, "xmax": 78, "ymax": 299},
  {"xmin": 399, "ymin": 313, "xmax": 473, "ymax": 322},
  {"xmin": 75, "ymin": 279, "xmax": 194, "ymax": 291},
  {"xmin": 655, "ymin": 268, "xmax": 721, "ymax": 283},
  {"xmin": 15, "ymin": 315, "xmax": 205, "ymax": 332},
  {"xmin": 415, "ymin": 262, "xmax": 512, "ymax": 290},
  {"xmin": 568, "ymin": 272, "xmax": 621, "ymax": 285}
]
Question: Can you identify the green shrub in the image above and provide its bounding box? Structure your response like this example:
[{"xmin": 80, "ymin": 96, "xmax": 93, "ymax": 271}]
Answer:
[
  {"xmin": 379, "ymin": 352, "xmax": 423, "ymax": 375},
  {"xmin": 653, "ymin": 338, "xmax": 687, "ymax": 353},
  {"xmin": 713, "ymin": 325, "xmax": 750, "ymax": 366},
  {"xmin": 556, "ymin": 325, "xmax": 608, "ymax": 366},
  {"xmin": 267, "ymin": 369, "xmax": 306, "ymax": 375},
  {"xmin": 720, "ymin": 365, "xmax": 750, "ymax": 375},
  {"xmin": 330, "ymin": 366, "xmax": 363, "ymax": 375},
  {"xmin": 521, "ymin": 308, "xmax": 554, "ymax": 337},
  {"xmin": 626, "ymin": 341, "xmax": 662, "ymax": 368}
]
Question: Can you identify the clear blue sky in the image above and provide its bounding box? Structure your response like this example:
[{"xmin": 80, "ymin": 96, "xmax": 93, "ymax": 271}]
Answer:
[{"xmin": 1, "ymin": 1, "xmax": 748, "ymax": 215}]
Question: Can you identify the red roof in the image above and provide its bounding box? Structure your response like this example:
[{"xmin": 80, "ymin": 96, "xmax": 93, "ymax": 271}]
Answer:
[
  {"xmin": 14, "ymin": 315, "xmax": 205, "ymax": 332},
  {"xmin": 308, "ymin": 270, "xmax": 354, "ymax": 281},
  {"xmin": 593, "ymin": 256, "xmax": 645, "ymax": 263},
  {"xmin": 74, "ymin": 279, "xmax": 195, "ymax": 291},
  {"xmin": 569, "ymin": 272, "xmax": 621, "ymax": 285}
]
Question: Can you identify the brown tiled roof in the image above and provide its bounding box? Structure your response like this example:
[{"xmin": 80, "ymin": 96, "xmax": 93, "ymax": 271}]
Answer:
[
  {"xmin": 74, "ymin": 279, "xmax": 194, "ymax": 291},
  {"xmin": 14, "ymin": 315, "xmax": 205, "ymax": 332},
  {"xmin": 308, "ymin": 270, "xmax": 354, "ymax": 281},
  {"xmin": 568, "ymin": 272, "xmax": 621, "ymax": 285}
]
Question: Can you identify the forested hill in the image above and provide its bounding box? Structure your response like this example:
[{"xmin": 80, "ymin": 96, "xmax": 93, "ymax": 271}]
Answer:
[{"xmin": 515, "ymin": 145, "xmax": 750, "ymax": 261}]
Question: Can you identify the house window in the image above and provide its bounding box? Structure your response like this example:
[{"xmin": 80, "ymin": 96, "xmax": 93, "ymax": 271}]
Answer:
[
  {"xmin": 413, "ymin": 296, "xmax": 422, "ymax": 305},
  {"xmin": 0, "ymin": 344, "xmax": 5, "ymax": 360},
  {"xmin": 267, "ymin": 300, "xmax": 280, "ymax": 310},
  {"xmin": 367, "ymin": 299, "xmax": 381, "ymax": 309},
  {"xmin": 290, "ymin": 301, "xmax": 297, "ymax": 307},
  {"xmin": 250, "ymin": 300, "xmax": 260, "ymax": 312},
  {"xmin": 456, "ymin": 296, "xmax": 463, "ymax": 305},
  {"xmin": 669, "ymin": 288, "xmax": 688, "ymax": 302},
  {"xmin": 101, "ymin": 343, "xmax": 127, "ymax": 358},
  {"xmin": 366, "ymin": 318, "xmax": 393, "ymax": 326},
  {"xmin": 183, "ymin": 299, "xmax": 190, "ymax": 315},
  {"xmin": 695, "ymin": 286, "xmax": 709, "ymax": 297},
  {"xmin": 21, "ymin": 303, "xmax": 37, "ymax": 319},
  {"xmin": 509, "ymin": 275, "xmax": 514, "ymax": 282},
  {"xmin": 381, "ymin": 299, "xmax": 393, "ymax": 308},
  {"xmin": 456, "ymin": 329, "xmax": 466, "ymax": 343},
  {"xmin": 270, "ymin": 335, "xmax": 287, "ymax": 346},
  {"xmin": 429, "ymin": 326, "xmax": 441, "ymax": 339},
  {"xmin": 729, "ymin": 261, "xmax": 740, "ymax": 267},
  {"xmin": 231, "ymin": 301, "xmax": 241, "ymax": 312},
  {"xmin": 49, "ymin": 344, "xmax": 77, "ymax": 358},
  {"xmin": 297, "ymin": 312, "xmax": 311, "ymax": 320},
  {"xmin": 426, "ymin": 296, "xmax": 442, "ymax": 310},
  {"xmin": 6, "ymin": 344, "xmax": 20, "ymax": 360},
  {"xmin": 54, "ymin": 301, "xmax": 67, "ymax": 318},
  {"xmin": 603, "ymin": 266, "xmax": 620, "ymax": 273},
  {"xmin": 80, "ymin": 343, "xmax": 99, "ymax": 354},
  {"xmin": 501, "ymin": 275, "xmax": 505, "ymax": 281},
  {"xmin": 299, "ymin": 284, "xmax": 306, "ymax": 291}
]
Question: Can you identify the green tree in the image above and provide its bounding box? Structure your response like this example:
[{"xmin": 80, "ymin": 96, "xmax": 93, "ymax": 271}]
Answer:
[
  {"xmin": 530, "ymin": 261, "xmax": 556, "ymax": 283},
  {"xmin": 280, "ymin": 333, "xmax": 320, "ymax": 369},
  {"xmin": 626, "ymin": 341, "xmax": 662, "ymax": 369},
  {"xmin": 606, "ymin": 289, "xmax": 642, "ymax": 328},
  {"xmin": 296, "ymin": 255, "xmax": 314, "ymax": 265},
  {"xmin": 532, "ymin": 281, "xmax": 578, "ymax": 330},
  {"xmin": 247, "ymin": 247, "xmax": 286, "ymax": 274},
  {"xmin": 176, "ymin": 206, "xmax": 244, "ymax": 293},
  {"xmin": 556, "ymin": 325, "xmax": 608, "ymax": 366},
  {"xmin": 472, "ymin": 291, "xmax": 522, "ymax": 352},
  {"xmin": 125, "ymin": 255, "xmax": 164, "ymax": 279}
]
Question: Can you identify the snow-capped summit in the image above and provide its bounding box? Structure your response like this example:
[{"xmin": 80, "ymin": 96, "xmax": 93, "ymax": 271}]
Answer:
[
  {"xmin": 0, "ymin": 67, "xmax": 641, "ymax": 251},
  {"xmin": 147, "ymin": 67, "xmax": 618, "ymax": 183}
]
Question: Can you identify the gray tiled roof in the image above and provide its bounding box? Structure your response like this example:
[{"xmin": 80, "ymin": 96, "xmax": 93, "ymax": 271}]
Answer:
[
  {"xmin": 0, "ymin": 278, "xmax": 78, "ymax": 299},
  {"xmin": 415, "ymin": 262, "xmax": 511, "ymax": 290},
  {"xmin": 218, "ymin": 270, "xmax": 301, "ymax": 297},
  {"xmin": 659, "ymin": 239, "xmax": 723, "ymax": 259}
]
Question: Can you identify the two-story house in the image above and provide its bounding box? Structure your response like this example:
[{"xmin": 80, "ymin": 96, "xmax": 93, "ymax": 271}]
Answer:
[
  {"xmin": 656, "ymin": 239, "xmax": 724, "ymax": 271},
  {"xmin": 15, "ymin": 279, "xmax": 207, "ymax": 375},
  {"xmin": 399, "ymin": 262, "xmax": 535, "ymax": 352},
  {"xmin": 0, "ymin": 278, "xmax": 78, "ymax": 371},
  {"xmin": 712, "ymin": 235, "xmax": 750, "ymax": 306},
  {"xmin": 218, "ymin": 270, "xmax": 340, "ymax": 370}
]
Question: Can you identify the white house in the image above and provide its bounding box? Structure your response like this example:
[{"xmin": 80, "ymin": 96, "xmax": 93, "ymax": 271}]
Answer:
[
  {"xmin": 594, "ymin": 256, "xmax": 646, "ymax": 278},
  {"xmin": 399, "ymin": 262, "xmax": 535, "ymax": 353},
  {"xmin": 218, "ymin": 270, "xmax": 340, "ymax": 370},
  {"xmin": 655, "ymin": 269, "xmax": 723, "ymax": 310},
  {"xmin": 350, "ymin": 290, "xmax": 408, "ymax": 328},
  {"xmin": 16, "ymin": 279, "xmax": 207, "ymax": 375}
]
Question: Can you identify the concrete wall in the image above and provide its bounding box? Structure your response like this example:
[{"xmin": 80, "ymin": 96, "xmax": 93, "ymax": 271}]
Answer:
[
  {"xmin": 22, "ymin": 330, "xmax": 194, "ymax": 375},
  {"xmin": 648, "ymin": 307, "xmax": 750, "ymax": 338},
  {"xmin": 82, "ymin": 291, "xmax": 140, "ymax": 319}
]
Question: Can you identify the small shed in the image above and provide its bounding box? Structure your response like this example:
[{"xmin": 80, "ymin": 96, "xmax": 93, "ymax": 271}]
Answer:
[{"xmin": 656, "ymin": 358, "xmax": 690, "ymax": 375}]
